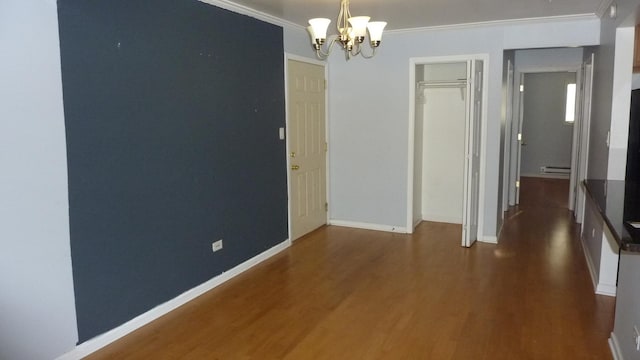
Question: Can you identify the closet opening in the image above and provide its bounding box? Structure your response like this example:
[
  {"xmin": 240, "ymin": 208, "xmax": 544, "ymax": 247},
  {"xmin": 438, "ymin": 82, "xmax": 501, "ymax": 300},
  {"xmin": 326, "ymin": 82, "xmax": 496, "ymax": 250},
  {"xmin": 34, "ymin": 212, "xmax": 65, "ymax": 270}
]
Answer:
[{"xmin": 407, "ymin": 55, "xmax": 488, "ymax": 247}]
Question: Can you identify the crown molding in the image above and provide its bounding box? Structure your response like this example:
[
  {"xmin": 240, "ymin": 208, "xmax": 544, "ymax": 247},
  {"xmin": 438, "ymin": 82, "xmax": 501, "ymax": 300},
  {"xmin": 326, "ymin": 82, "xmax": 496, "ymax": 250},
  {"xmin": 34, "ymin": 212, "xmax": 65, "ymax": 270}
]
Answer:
[
  {"xmin": 386, "ymin": 13, "xmax": 599, "ymax": 35},
  {"xmin": 595, "ymin": 0, "xmax": 615, "ymax": 18},
  {"xmin": 198, "ymin": 0, "xmax": 304, "ymax": 30},
  {"xmin": 198, "ymin": 1, "xmax": 600, "ymax": 35}
]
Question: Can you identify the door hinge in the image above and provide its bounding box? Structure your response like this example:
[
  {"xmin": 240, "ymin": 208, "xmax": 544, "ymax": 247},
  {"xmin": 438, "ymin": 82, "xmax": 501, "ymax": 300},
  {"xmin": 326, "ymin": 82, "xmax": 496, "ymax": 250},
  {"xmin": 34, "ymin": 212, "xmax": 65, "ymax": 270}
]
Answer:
[
  {"xmin": 516, "ymin": 180, "xmax": 520, "ymax": 188},
  {"xmin": 324, "ymin": 142, "xmax": 328, "ymax": 152},
  {"xmin": 325, "ymin": 202, "xmax": 328, "ymax": 212},
  {"xmin": 519, "ymin": 84, "xmax": 524, "ymax": 92},
  {"xmin": 324, "ymin": 79, "xmax": 327, "ymax": 90},
  {"xmin": 517, "ymin": 133, "xmax": 522, "ymax": 141}
]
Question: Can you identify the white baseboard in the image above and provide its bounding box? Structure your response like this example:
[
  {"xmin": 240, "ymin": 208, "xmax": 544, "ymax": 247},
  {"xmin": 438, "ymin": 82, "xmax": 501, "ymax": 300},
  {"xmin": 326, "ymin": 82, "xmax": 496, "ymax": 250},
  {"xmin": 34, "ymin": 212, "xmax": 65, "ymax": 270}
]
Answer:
[
  {"xmin": 479, "ymin": 235, "xmax": 498, "ymax": 244},
  {"xmin": 520, "ymin": 173, "xmax": 570, "ymax": 179},
  {"xmin": 57, "ymin": 239, "xmax": 291, "ymax": 360},
  {"xmin": 328, "ymin": 219, "xmax": 408, "ymax": 234},
  {"xmin": 413, "ymin": 218, "xmax": 422, "ymax": 230},
  {"xmin": 578, "ymin": 234, "xmax": 616, "ymax": 297},
  {"xmin": 580, "ymin": 234, "xmax": 599, "ymax": 292},
  {"xmin": 596, "ymin": 283, "xmax": 617, "ymax": 297},
  {"xmin": 421, "ymin": 214, "xmax": 462, "ymax": 225},
  {"xmin": 609, "ymin": 332, "xmax": 624, "ymax": 360}
]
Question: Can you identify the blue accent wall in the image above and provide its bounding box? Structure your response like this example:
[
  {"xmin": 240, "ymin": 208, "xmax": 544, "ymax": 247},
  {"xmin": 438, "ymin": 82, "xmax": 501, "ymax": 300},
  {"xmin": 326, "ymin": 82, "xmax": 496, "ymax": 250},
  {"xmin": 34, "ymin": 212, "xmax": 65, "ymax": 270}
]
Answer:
[{"xmin": 57, "ymin": 0, "xmax": 287, "ymax": 342}]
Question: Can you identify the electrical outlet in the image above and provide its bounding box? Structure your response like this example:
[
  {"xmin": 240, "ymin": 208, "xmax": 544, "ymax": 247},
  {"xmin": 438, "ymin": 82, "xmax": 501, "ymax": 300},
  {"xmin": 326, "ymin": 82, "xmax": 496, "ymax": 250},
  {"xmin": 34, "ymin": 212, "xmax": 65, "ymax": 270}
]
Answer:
[
  {"xmin": 634, "ymin": 326, "xmax": 640, "ymax": 351},
  {"xmin": 212, "ymin": 239, "xmax": 223, "ymax": 252}
]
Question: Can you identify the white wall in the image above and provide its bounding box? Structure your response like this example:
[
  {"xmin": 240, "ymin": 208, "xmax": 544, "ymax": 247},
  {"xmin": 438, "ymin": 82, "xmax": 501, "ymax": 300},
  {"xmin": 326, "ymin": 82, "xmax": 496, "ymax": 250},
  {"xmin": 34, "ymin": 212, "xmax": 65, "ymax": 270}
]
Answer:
[
  {"xmin": 327, "ymin": 18, "xmax": 599, "ymax": 235},
  {"xmin": 588, "ymin": 1, "xmax": 640, "ymax": 180},
  {"xmin": 613, "ymin": 251, "xmax": 640, "ymax": 359},
  {"xmin": 283, "ymin": 24, "xmax": 316, "ymax": 59},
  {"xmin": 0, "ymin": 0, "xmax": 79, "ymax": 359},
  {"xmin": 421, "ymin": 87, "xmax": 466, "ymax": 223},
  {"xmin": 608, "ymin": 26, "xmax": 635, "ymax": 180},
  {"xmin": 514, "ymin": 47, "xmax": 585, "ymax": 69}
]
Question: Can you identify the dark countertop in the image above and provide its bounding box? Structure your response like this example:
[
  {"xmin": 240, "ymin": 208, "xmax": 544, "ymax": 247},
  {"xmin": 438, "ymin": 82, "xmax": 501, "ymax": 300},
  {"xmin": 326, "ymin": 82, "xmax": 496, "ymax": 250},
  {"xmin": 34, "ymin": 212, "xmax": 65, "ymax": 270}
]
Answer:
[{"xmin": 583, "ymin": 179, "xmax": 640, "ymax": 252}]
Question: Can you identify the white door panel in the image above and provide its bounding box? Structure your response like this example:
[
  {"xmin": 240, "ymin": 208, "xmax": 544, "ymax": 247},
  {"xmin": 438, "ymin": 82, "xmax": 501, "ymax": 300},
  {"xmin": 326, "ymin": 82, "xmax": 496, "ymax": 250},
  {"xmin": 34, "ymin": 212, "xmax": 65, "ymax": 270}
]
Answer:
[
  {"xmin": 287, "ymin": 59, "xmax": 327, "ymax": 240},
  {"xmin": 462, "ymin": 59, "xmax": 483, "ymax": 247}
]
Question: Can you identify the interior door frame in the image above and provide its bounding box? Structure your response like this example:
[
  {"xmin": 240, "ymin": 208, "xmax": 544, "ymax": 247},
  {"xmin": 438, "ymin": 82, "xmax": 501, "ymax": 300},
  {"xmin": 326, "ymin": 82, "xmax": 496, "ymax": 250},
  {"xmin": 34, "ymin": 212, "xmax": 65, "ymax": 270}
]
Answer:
[
  {"xmin": 406, "ymin": 54, "xmax": 489, "ymax": 243},
  {"xmin": 284, "ymin": 53, "xmax": 330, "ymax": 241},
  {"xmin": 507, "ymin": 65, "xmax": 583, "ymax": 210},
  {"xmin": 576, "ymin": 53, "xmax": 594, "ymax": 224},
  {"xmin": 501, "ymin": 57, "xmax": 514, "ymax": 221}
]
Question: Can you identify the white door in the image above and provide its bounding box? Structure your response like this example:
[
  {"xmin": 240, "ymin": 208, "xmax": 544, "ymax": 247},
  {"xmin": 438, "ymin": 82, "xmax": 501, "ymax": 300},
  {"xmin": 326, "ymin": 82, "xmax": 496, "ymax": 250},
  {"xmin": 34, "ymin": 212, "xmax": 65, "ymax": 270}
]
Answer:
[
  {"xmin": 287, "ymin": 59, "xmax": 327, "ymax": 241},
  {"xmin": 462, "ymin": 59, "xmax": 483, "ymax": 247},
  {"xmin": 515, "ymin": 74, "xmax": 525, "ymax": 204}
]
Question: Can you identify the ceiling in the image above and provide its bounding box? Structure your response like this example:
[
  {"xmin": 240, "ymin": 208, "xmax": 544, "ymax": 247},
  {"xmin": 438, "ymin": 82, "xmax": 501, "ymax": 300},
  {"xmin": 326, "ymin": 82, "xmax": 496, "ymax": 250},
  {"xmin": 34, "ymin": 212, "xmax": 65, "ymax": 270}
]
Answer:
[{"xmin": 222, "ymin": 0, "xmax": 608, "ymax": 30}]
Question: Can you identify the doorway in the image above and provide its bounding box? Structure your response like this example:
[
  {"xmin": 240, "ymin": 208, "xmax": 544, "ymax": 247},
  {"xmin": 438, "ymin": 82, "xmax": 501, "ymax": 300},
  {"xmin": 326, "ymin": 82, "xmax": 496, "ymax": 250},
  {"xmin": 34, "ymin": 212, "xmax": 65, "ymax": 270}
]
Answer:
[
  {"xmin": 508, "ymin": 67, "xmax": 583, "ymax": 212},
  {"xmin": 520, "ymin": 71, "xmax": 576, "ymax": 208},
  {"xmin": 285, "ymin": 56, "xmax": 328, "ymax": 241},
  {"xmin": 407, "ymin": 55, "xmax": 488, "ymax": 247}
]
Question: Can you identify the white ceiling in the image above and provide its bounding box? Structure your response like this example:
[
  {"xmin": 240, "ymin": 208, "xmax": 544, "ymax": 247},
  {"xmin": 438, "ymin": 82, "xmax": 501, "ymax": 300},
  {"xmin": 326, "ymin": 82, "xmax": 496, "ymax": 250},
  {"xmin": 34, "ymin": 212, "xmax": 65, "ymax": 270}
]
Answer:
[{"xmin": 222, "ymin": 0, "xmax": 609, "ymax": 30}]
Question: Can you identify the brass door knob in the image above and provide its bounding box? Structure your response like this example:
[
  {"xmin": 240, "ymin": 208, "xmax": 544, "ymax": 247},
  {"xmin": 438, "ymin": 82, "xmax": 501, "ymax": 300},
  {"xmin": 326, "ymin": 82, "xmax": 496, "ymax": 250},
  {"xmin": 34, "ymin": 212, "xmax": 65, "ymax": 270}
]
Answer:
[{"xmin": 291, "ymin": 165, "xmax": 300, "ymax": 170}]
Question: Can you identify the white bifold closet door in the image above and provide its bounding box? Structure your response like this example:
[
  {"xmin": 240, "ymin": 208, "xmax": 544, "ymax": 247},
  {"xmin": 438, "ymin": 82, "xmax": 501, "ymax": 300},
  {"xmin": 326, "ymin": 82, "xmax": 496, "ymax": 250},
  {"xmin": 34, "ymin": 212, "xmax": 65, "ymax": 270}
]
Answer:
[{"xmin": 461, "ymin": 59, "xmax": 483, "ymax": 248}]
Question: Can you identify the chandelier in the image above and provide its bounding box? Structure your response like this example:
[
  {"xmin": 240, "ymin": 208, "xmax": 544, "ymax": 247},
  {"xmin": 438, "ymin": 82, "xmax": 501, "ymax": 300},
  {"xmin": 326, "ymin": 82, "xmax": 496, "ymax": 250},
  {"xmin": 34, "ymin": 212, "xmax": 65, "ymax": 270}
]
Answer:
[{"xmin": 307, "ymin": 0, "xmax": 387, "ymax": 60}]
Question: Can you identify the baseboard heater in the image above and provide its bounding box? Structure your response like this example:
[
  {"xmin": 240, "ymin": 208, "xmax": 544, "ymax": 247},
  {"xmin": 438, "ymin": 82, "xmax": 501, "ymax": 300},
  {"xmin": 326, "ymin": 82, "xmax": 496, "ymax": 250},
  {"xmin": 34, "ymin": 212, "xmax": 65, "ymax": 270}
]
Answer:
[{"xmin": 540, "ymin": 166, "xmax": 571, "ymax": 175}]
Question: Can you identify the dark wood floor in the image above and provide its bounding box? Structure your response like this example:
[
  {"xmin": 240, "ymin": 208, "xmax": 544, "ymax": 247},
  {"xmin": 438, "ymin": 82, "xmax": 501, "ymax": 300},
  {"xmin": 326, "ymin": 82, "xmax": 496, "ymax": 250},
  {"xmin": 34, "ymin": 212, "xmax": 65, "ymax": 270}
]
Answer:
[
  {"xmin": 87, "ymin": 178, "xmax": 614, "ymax": 359},
  {"xmin": 519, "ymin": 176, "xmax": 571, "ymax": 209}
]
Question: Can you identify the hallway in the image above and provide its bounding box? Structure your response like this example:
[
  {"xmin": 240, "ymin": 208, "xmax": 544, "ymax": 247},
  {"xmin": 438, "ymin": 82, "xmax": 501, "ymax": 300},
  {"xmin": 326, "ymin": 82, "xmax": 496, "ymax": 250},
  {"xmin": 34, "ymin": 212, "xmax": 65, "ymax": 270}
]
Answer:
[{"xmin": 88, "ymin": 182, "xmax": 614, "ymax": 359}]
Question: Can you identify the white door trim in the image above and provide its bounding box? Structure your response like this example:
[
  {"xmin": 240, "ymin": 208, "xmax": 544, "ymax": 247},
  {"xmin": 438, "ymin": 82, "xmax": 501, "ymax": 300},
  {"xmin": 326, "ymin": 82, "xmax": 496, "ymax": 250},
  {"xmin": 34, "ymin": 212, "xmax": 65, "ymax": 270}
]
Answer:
[
  {"xmin": 501, "ymin": 58, "xmax": 514, "ymax": 219},
  {"xmin": 406, "ymin": 54, "xmax": 489, "ymax": 244},
  {"xmin": 284, "ymin": 54, "xmax": 329, "ymax": 240},
  {"xmin": 576, "ymin": 53, "xmax": 595, "ymax": 224}
]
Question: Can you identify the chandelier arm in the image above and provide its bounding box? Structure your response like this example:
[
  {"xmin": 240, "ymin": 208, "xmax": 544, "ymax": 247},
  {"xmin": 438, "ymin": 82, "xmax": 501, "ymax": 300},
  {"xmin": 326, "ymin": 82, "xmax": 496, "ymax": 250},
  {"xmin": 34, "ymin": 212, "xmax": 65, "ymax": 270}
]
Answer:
[
  {"xmin": 349, "ymin": 41, "xmax": 362, "ymax": 57},
  {"xmin": 316, "ymin": 36, "xmax": 340, "ymax": 59},
  {"xmin": 349, "ymin": 40, "xmax": 376, "ymax": 59},
  {"xmin": 359, "ymin": 45, "xmax": 377, "ymax": 59}
]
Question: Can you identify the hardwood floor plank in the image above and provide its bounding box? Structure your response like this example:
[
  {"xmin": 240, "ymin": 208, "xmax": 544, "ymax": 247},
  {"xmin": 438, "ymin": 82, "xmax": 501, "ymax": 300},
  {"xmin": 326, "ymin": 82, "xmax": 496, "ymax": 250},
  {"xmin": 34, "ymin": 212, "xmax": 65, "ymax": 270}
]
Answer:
[{"xmin": 86, "ymin": 180, "xmax": 614, "ymax": 359}]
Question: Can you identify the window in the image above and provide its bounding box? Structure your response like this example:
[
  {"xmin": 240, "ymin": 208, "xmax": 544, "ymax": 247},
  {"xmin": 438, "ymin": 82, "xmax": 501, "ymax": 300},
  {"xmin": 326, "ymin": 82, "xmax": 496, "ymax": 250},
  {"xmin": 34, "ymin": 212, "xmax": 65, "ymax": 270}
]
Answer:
[{"xmin": 565, "ymin": 83, "xmax": 576, "ymax": 123}]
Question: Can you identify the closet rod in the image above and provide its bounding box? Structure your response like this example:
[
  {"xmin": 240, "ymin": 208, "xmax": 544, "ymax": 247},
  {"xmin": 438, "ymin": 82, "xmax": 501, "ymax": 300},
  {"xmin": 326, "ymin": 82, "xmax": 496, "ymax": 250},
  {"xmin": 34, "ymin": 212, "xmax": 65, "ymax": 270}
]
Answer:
[
  {"xmin": 416, "ymin": 80, "xmax": 467, "ymax": 101},
  {"xmin": 417, "ymin": 80, "xmax": 467, "ymax": 88}
]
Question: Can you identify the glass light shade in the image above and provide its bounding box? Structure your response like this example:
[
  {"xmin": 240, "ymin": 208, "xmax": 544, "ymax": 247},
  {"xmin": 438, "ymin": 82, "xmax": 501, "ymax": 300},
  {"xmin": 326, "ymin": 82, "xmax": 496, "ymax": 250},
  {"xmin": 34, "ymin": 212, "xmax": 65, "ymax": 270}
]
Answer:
[
  {"xmin": 348, "ymin": 16, "xmax": 370, "ymax": 37},
  {"xmin": 306, "ymin": 26, "xmax": 318, "ymax": 44},
  {"xmin": 367, "ymin": 21, "xmax": 387, "ymax": 42},
  {"xmin": 308, "ymin": 18, "xmax": 331, "ymax": 40}
]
